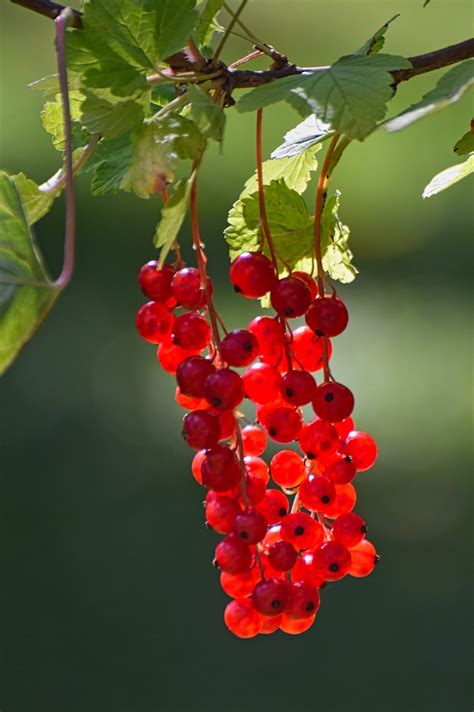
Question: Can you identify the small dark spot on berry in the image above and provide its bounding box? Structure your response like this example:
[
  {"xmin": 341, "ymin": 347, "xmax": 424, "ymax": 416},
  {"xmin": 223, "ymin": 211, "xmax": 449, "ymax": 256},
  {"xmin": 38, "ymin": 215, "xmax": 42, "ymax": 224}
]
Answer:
[
  {"xmin": 361, "ymin": 525, "xmax": 368, "ymax": 533},
  {"xmin": 285, "ymin": 388, "xmax": 293, "ymax": 397},
  {"xmin": 279, "ymin": 507, "xmax": 287, "ymax": 516},
  {"xmin": 244, "ymin": 341, "xmax": 252, "ymax": 351},
  {"xmin": 233, "ymin": 284, "xmax": 241, "ymax": 293},
  {"xmin": 329, "ymin": 563, "xmax": 339, "ymax": 572},
  {"xmin": 269, "ymin": 427, "xmax": 277, "ymax": 436},
  {"xmin": 306, "ymin": 452, "xmax": 315, "ymax": 460},
  {"xmin": 239, "ymin": 531, "xmax": 248, "ymax": 539},
  {"xmin": 211, "ymin": 397, "xmax": 222, "ymax": 407},
  {"xmin": 344, "ymin": 455, "xmax": 352, "ymax": 463},
  {"xmin": 271, "ymin": 599, "xmax": 281, "ymax": 609},
  {"xmin": 324, "ymin": 392, "xmax": 334, "ymax": 402},
  {"xmin": 305, "ymin": 602, "xmax": 315, "ymax": 612},
  {"xmin": 315, "ymin": 329, "xmax": 324, "ymax": 337},
  {"xmin": 295, "ymin": 526, "xmax": 305, "ymax": 536},
  {"xmin": 284, "ymin": 309, "xmax": 294, "ymax": 316},
  {"xmin": 321, "ymin": 495, "xmax": 330, "ymax": 504}
]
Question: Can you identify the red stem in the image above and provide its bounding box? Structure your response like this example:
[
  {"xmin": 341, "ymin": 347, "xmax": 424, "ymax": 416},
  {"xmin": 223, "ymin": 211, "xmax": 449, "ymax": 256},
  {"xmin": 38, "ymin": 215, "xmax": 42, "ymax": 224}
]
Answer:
[{"xmin": 255, "ymin": 108, "xmax": 279, "ymax": 271}]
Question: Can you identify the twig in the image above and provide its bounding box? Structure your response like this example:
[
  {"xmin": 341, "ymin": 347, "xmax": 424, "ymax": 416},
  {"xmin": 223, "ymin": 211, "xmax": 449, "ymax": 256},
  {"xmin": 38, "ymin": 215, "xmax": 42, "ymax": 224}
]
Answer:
[
  {"xmin": 11, "ymin": 0, "xmax": 82, "ymax": 28},
  {"xmin": 213, "ymin": 0, "xmax": 248, "ymax": 64}
]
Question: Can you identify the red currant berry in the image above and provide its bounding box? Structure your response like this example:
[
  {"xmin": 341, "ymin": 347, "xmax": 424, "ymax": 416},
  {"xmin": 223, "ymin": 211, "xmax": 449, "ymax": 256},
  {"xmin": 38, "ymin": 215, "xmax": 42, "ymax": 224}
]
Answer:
[
  {"xmin": 264, "ymin": 406, "xmax": 303, "ymax": 443},
  {"xmin": 256, "ymin": 489, "xmax": 289, "ymax": 525},
  {"xmin": 299, "ymin": 419, "xmax": 340, "ymax": 460},
  {"xmin": 215, "ymin": 534, "xmax": 253, "ymax": 574},
  {"xmin": 175, "ymin": 388, "xmax": 207, "ymax": 411},
  {"xmin": 260, "ymin": 615, "xmax": 283, "ymax": 634},
  {"xmin": 285, "ymin": 581, "xmax": 320, "ymax": 620},
  {"xmin": 333, "ymin": 512, "xmax": 367, "ymax": 548},
  {"xmin": 270, "ymin": 276, "xmax": 311, "ymax": 318},
  {"xmin": 241, "ymin": 425, "xmax": 267, "ymax": 456},
  {"xmin": 255, "ymin": 397, "xmax": 285, "ymax": 425},
  {"xmin": 290, "ymin": 326, "xmax": 331, "ymax": 372},
  {"xmin": 220, "ymin": 567, "xmax": 260, "ymax": 598},
  {"xmin": 229, "ymin": 251, "xmax": 277, "ymax": 298},
  {"xmin": 347, "ymin": 539, "xmax": 379, "ymax": 578},
  {"xmin": 268, "ymin": 540, "xmax": 297, "ymax": 571},
  {"xmin": 182, "ymin": 410, "xmax": 220, "ymax": 450},
  {"xmin": 291, "ymin": 552, "xmax": 325, "ymax": 588},
  {"xmin": 233, "ymin": 508, "xmax": 268, "ymax": 543},
  {"xmin": 252, "ymin": 578, "xmax": 289, "ymax": 616},
  {"xmin": 299, "ymin": 475, "xmax": 336, "ymax": 514},
  {"xmin": 279, "ymin": 613, "xmax": 315, "ymax": 635},
  {"xmin": 324, "ymin": 483, "xmax": 357, "ymax": 518},
  {"xmin": 221, "ymin": 329, "xmax": 258, "ymax": 367},
  {"xmin": 280, "ymin": 370, "xmax": 317, "ymax": 406},
  {"xmin": 176, "ymin": 356, "xmax": 215, "ymax": 398},
  {"xmin": 342, "ymin": 431, "xmax": 378, "ymax": 471},
  {"xmin": 136, "ymin": 302, "xmax": 174, "ymax": 343},
  {"xmin": 247, "ymin": 316, "xmax": 285, "ymax": 366},
  {"xmin": 224, "ymin": 598, "xmax": 262, "ymax": 638},
  {"xmin": 270, "ymin": 450, "xmax": 306, "ymax": 488},
  {"xmin": 306, "ymin": 296, "xmax": 349, "ymax": 337},
  {"xmin": 323, "ymin": 455, "xmax": 356, "ymax": 485},
  {"xmin": 280, "ymin": 512, "xmax": 324, "ymax": 550},
  {"xmin": 203, "ymin": 368, "xmax": 244, "ymax": 411},
  {"xmin": 205, "ymin": 493, "xmax": 242, "ymax": 534},
  {"xmin": 292, "ymin": 271, "xmax": 318, "ymax": 299},
  {"xmin": 191, "ymin": 450, "xmax": 206, "ymax": 484},
  {"xmin": 313, "ymin": 541, "xmax": 352, "ymax": 581},
  {"xmin": 157, "ymin": 341, "xmax": 193, "ymax": 374},
  {"xmin": 173, "ymin": 313, "xmax": 211, "ymax": 351},
  {"xmin": 334, "ymin": 416, "xmax": 355, "ymax": 440},
  {"xmin": 243, "ymin": 363, "xmax": 282, "ymax": 404},
  {"xmin": 244, "ymin": 455, "xmax": 269, "ymax": 484},
  {"xmin": 138, "ymin": 261, "xmax": 174, "ymax": 302},
  {"xmin": 313, "ymin": 382, "xmax": 355, "ymax": 422},
  {"xmin": 242, "ymin": 475, "xmax": 266, "ymax": 505},
  {"xmin": 201, "ymin": 445, "xmax": 240, "ymax": 491},
  {"xmin": 171, "ymin": 267, "xmax": 211, "ymax": 310}
]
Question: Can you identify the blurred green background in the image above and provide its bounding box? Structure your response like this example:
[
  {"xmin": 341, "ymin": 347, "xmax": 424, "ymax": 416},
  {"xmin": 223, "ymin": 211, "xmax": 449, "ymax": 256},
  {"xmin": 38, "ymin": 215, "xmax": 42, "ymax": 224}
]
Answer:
[{"xmin": 0, "ymin": 1, "xmax": 473, "ymax": 711}]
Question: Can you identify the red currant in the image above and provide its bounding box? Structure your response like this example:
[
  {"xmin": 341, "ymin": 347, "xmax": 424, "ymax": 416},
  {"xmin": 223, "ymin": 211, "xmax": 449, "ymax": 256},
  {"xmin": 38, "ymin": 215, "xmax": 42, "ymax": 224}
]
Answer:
[
  {"xmin": 138, "ymin": 261, "xmax": 174, "ymax": 302},
  {"xmin": 270, "ymin": 276, "xmax": 312, "ymax": 318},
  {"xmin": 224, "ymin": 598, "xmax": 261, "ymax": 638},
  {"xmin": 280, "ymin": 370, "xmax": 317, "ymax": 406},
  {"xmin": 299, "ymin": 419, "xmax": 340, "ymax": 460},
  {"xmin": 221, "ymin": 329, "xmax": 258, "ymax": 367},
  {"xmin": 256, "ymin": 489, "xmax": 289, "ymax": 525},
  {"xmin": 241, "ymin": 425, "xmax": 267, "ymax": 456},
  {"xmin": 215, "ymin": 534, "xmax": 253, "ymax": 574},
  {"xmin": 244, "ymin": 455, "xmax": 269, "ymax": 484},
  {"xmin": 252, "ymin": 578, "xmax": 289, "ymax": 616},
  {"xmin": 220, "ymin": 567, "xmax": 260, "ymax": 598},
  {"xmin": 347, "ymin": 539, "xmax": 379, "ymax": 577},
  {"xmin": 176, "ymin": 355, "xmax": 215, "ymax": 398},
  {"xmin": 157, "ymin": 341, "xmax": 193, "ymax": 374},
  {"xmin": 312, "ymin": 382, "xmax": 355, "ymax": 422},
  {"xmin": 323, "ymin": 455, "xmax": 356, "ymax": 485},
  {"xmin": 341, "ymin": 431, "xmax": 378, "ymax": 471},
  {"xmin": 247, "ymin": 316, "xmax": 285, "ymax": 366},
  {"xmin": 312, "ymin": 540, "xmax": 352, "ymax": 581},
  {"xmin": 233, "ymin": 508, "xmax": 268, "ymax": 543},
  {"xmin": 136, "ymin": 302, "xmax": 174, "ymax": 343},
  {"xmin": 280, "ymin": 512, "xmax": 324, "ymax": 550},
  {"xmin": 299, "ymin": 475, "xmax": 336, "ymax": 514},
  {"xmin": 306, "ymin": 296, "xmax": 349, "ymax": 337},
  {"xmin": 324, "ymin": 483, "xmax": 357, "ymax": 518},
  {"xmin": 205, "ymin": 493, "xmax": 242, "ymax": 534},
  {"xmin": 203, "ymin": 368, "xmax": 244, "ymax": 410},
  {"xmin": 201, "ymin": 445, "xmax": 240, "ymax": 491},
  {"xmin": 173, "ymin": 313, "xmax": 211, "ymax": 351},
  {"xmin": 243, "ymin": 363, "xmax": 282, "ymax": 404},
  {"xmin": 285, "ymin": 581, "xmax": 320, "ymax": 619},
  {"xmin": 291, "ymin": 552, "xmax": 325, "ymax": 588},
  {"xmin": 290, "ymin": 326, "xmax": 331, "ymax": 372},
  {"xmin": 229, "ymin": 251, "xmax": 277, "ymax": 298},
  {"xmin": 264, "ymin": 406, "xmax": 303, "ymax": 443},
  {"xmin": 182, "ymin": 410, "xmax": 220, "ymax": 450},
  {"xmin": 279, "ymin": 612, "xmax": 315, "ymax": 635},
  {"xmin": 175, "ymin": 388, "xmax": 207, "ymax": 411},
  {"xmin": 333, "ymin": 512, "xmax": 367, "ymax": 548},
  {"xmin": 292, "ymin": 271, "xmax": 318, "ymax": 299},
  {"xmin": 171, "ymin": 267, "xmax": 211, "ymax": 310},
  {"xmin": 270, "ymin": 450, "xmax": 306, "ymax": 488},
  {"xmin": 267, "ymin": 540, "xmax": 297, "ymax": 571}
]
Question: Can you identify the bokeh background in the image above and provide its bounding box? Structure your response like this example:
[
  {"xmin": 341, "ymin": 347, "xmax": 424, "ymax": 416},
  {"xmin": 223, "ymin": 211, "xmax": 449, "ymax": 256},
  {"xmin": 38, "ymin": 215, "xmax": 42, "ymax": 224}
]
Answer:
[{"xmin": 0, "ymin": 1, "xmax": 472, "ymax": 711}]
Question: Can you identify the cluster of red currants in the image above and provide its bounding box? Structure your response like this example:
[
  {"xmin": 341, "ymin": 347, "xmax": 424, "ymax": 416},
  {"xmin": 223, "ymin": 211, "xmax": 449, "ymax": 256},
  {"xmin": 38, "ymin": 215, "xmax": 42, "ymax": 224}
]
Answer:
[{"xmin": 136, "ymin": 250, "xmax": 379, "ymax": 638}]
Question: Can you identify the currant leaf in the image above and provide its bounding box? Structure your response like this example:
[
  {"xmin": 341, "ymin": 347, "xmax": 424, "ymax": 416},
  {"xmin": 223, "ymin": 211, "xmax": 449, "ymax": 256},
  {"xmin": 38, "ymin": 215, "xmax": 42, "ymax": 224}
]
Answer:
[
  {"xmin": 80, "ymin": 92, "xmax": 145, "ymax": 139},
  {"xmin": 0, "ymin": 172, "xmax": 59, "ymax": 375},
  {"xmin": 320, "ymin": 191, "xmax": 357, "ymax": 283},
  {"xmin": 271, "ymin": 116, "xmax": 333, "ymax": 159},
  {"xmin": 11, "ymin": 173, "xmax": 55, "ymax": 226},
  {"xmin": 188, "ymin": 85, "xmax": 226, "ymax": 141},
  {"xmin": 354, "ymin": 14, "xmax": 400, "ymax": 56},
  {"xmin": 41, "ymin": 92, "xmax": 89, "ymax": 151},
  {"xmin": 242, "ymin": 143, "xmax": 321, "ymax": 197},
  {"xmin": 385, "ymin": 60, "xmax": 474, "ymax": 132},
  {"xmin": 453, "ymin": 127, "xmax": 474, "ymax": 156},
  {"xmin": 422, "ymin": 154, "xmax": 474, "ymax": 198},
  {"xmin": 195, "ymin": 0, "xmax": 224, "ymax": 45},
  {"xmin": 153, "ymin": 177, "xmax": 193, "ymax": 264}
]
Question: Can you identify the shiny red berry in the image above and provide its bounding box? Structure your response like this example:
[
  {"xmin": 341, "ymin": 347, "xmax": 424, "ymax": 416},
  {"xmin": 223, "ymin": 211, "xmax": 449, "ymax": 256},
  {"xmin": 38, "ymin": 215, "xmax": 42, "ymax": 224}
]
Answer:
[
  {"xmin": 256, "ymin": 489, "xmax": 289, "ymax": 525},
  {"xmin": 242, "ymin": 474, "xmax": 266, "ymax": 505},
  {"xmin": 280, "ymin": 370, "xmax": 317, "ymax": 406},
  {"xmin": 263, "ymin": 406, "xmax": 303, "ymax": 443},
  {"xmin": 290, "ymin": 326, "xmax": 331, "ymax": 372},
  {"xmin": 247, "ymin": 316, "xmax": 285, "ymax": 366},
  {"xmin": 243, "ymin": 363, "xmax": 282, "ymax": 404},
  {"xmin": 224, "ymin": 598, "xmax": 262, "ymax": 638},
  {"xmin": 270, "ymin": 276, "xmax": 312, "ymax": 318},
  {"xmin": 306, "ymin": 296, "xmax": 349, "ymax": 337},
  {"xmin": 229, "ymin": 251, "xmax": 277, "ymax": 298},
  {"xmin": 173, "ymin": 313, "xmax": 211, "ymax": 351},
  {"xmin": 270, "ymin": 450, "xmax": 306, "ymax": 488},
  {"xmin": 171, "ymin": 267, "xmax": 211, "ymax": 309},
  {"xmin": 241, "ymin": 425, "xmax": 267, "ymax": 456},
  {"xmin": 205, "ymin": 493, "xmax": 242, "ymax": 534},
  {"xmin": 279, "ymin": 613, "xmax": 316, "ymax": 635},
  {"xmin": 323, "ymin": 455, "xmax": 356, "ymax": 485},
  {"xmin": 280, "ymin": 512, "xmax": 324, "ymax": 550},
  {"xmin": 201, "ymin": 445, "xmax": 240, "ymax": 491},
  {"xmin": 341, "ymin": 431, "xmax": 378, "ymax": 471},
  {"xmin": 299, "ymin": 475, "xmax": 336, "ymax": 513},
  {"xmin": 347, "ymin": 539, "xmax": 379, "ymax": 577},
  {"xmin": 157, "ymin": 341, "xmax": 193, "ymax": 374},
  {"xmin": 312, "ymin": 540, "xmax": 352, "ymax": 581},
  {"xmin": 333, "ymin": 512, "xmax": 367, "ymax": 548},
  {"xmin": 182, "ymin": 410, "xmax": 220, "ymax": 450},
  {"xmin": 268, "ymin": 540, "xmax": 297, "ymax": 571},
  {"xmin": 299, "ymin": 419, "xmax": 340, "ymax": 460},
  {"xmin": 313, "ymin": 382, "xmax": 355, "ymax": 422},
  {"xmin": 203, "ymin": 368, "xmax": 244, "ymax": 411},
  {"xmin": 176, "ymin": 356, "xmax": 215, "ymax": 398},
  {"xmin": 244, "ymin": 455, "xmax": 269, "ymax": 484},
  {"xmin": 285, "ymin": 581, "xmax": 320, "ymax": 620},
  {"xmin": 291, "ymin": 552, "xmax": 325, "ymax": 588},
  {"xmin": 175, "ymin": 388, "xmax": 207, "ymax": 411},
  {"xmin": 233, "ymin": 508, "xmax": 268, "ymax": 543},
  {"xmin": 252, "ymin": 578, "xmax": 289, "ymax": 616},
  {"xmin": 138, "ymin": 261, "xmax": 174, "ymax": 302},
  {"xmin": 221, "ymin": 329, "xmax": 258, "ymax": 367},
  {"xmin": 292, "ymin": 271, "xmax": 318, "ymax": 299},
  {"xmin": 136, "ymin": 302, "xmax": 174, "ymax": 343},
  {"xmin": 220, "ymin": 568, "xmax": 260, "ymax": 598},
  {"xmin": 324, "ymin": 483, "xmax": 357, "ymax": 518},
  {"xmin": 215, "ymin": 534, "xmax": 253, "ymax": 574}
]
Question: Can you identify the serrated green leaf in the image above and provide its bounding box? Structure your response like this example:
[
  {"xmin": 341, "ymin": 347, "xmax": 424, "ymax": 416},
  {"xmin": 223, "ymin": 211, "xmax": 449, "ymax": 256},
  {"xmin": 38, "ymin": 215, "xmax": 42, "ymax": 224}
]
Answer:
[
  {"xmin": 271, "ymin": 116, "xmax": 333, "ymax": 159},
  {"xmin": 41, "ymin": 92, "xmax": 88, "ymax": 150},
  {"xmin": 29, "ymin": 73, "xmax": 83, "ymax": 97},
  {"xmin": 66, "ymin": 0, "xmax": 199, "ymax": 97},
  {"xmin": 454, "ymin": 127, "xmax": 474, "ymax": 155},
  {"xmin": 89, "ymin": 134, "xmax": 134, "ymax": 195},
  {"xmin": 188, "ymin": 85, "xmax": 225, "ymax": 141},
  {"xmin": 354, "ymin": 15, "xmax": 400, "ymax": 56},
  {"xmin": 81, "ymin": 92, "xmax": 145, "ymax": 138},
  {"xmin": 242, "ymin": 143, "xmax": 321, "ymax": 197},
  {"xmin": 385, "ymin": 60, "xmax": 474, "ymax": 132},
  {"xmin": 238, "ymin": 54, "xmax": 411, "ymax": 140},
  {"xmin": 0, "ymin": 172, "xmax": 59, "ymax": 374},
  {"xmin": 11, "ymin": 173, "xmax": 55, "ymax": 226},
  {"xmin": 195, "ymin": 0, "xmax": 224, "ymax": 45},
  {"xmin": 422, "ymin": 154, "xmax": 474, "ymax": 198},
  {"xmin": 154, "ymin": 178, "xmax": 192, "ymax": 265},
  {"xmin": 320, "ymin": 191, "xmax": 357, "ymax": 283}
]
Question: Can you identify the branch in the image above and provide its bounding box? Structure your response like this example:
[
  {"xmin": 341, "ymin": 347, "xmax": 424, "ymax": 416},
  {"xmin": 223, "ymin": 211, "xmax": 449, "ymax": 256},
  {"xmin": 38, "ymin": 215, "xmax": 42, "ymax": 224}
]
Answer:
[{"xmin": 11, "ymin": 0, "xmax": 82, "ymax": 28}]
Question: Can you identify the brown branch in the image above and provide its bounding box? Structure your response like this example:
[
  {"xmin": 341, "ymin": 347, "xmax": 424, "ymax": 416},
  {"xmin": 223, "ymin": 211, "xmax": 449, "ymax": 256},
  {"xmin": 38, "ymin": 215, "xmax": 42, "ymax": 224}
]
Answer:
[{"xmin": 11, "ymin": 0, "xmax": 82, "ymax": 28}]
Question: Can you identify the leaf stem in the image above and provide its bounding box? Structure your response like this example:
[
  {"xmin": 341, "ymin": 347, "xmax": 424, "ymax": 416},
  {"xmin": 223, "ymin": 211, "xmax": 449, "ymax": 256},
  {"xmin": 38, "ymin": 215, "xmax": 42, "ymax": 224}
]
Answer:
[
  {"xmin": 255, "ymin": 108, "xmax": 279, "ymax": 271},
  {"xmin": 213, "ymin": 0, "xmax": 248, "ymax": 64},
  {"xmin": 39, "ymin": 134, "xmax": 100, "ymax": 196}
]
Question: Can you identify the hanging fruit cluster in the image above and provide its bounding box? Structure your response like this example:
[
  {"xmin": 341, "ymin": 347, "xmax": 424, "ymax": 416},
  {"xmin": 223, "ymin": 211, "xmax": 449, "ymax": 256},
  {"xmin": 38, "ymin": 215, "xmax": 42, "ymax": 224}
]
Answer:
[{"xmin": 135, "ymin": 242, "xmax": 379, "ymax": 638}]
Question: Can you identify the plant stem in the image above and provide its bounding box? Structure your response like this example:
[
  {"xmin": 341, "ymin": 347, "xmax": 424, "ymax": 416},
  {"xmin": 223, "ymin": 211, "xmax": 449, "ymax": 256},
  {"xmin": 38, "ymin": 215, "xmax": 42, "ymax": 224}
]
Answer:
[
  {"xmin": 255, "ymin": 109, "xmax": 279, "ymax": 271},
  {"xmin": 222, "ymin": 1, "xmax": 287, "ymax": 64},
  {"xmin": 213, "ymin": 0, "xmax": 248, "ymax": 64},
  {"xmin": 39, "ymin": 134, "xmax": 100, "ymax": 195}
]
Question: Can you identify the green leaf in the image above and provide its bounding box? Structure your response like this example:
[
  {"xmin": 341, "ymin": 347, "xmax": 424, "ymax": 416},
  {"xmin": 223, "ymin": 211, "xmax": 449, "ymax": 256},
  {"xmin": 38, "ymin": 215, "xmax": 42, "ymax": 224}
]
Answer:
[
  {"xmin": 271, "ymin": 115, "xmax": 333, "ymax": 158},
  {"xmin": 195, "ymin": 0, "xmax": 224, "ymax": 45},
  {"xmin": 320, "ymin": 191, "xmax": 357, "ymax": 283},
  {"xmin": 0, "ymin": 172, "xmax": 59, "ymax": 374},
  {"xmin": 66, "ymin": 0, "xmax": 199, "ymax": 97},
  {"xmin": 41, "ymin": 91, "xmax": 88, "ymax": 150},
  {"xmin": 385, "ymin": 60, "xmax": 474, "ymax": 132},
  {"xmin": 454, "ymin": 127, "xmax": 474, "ymax": 155},
  {"xmin": 89, "ymin": 134, "xmax": 135, "ymax": 195},
  {"xmin": 187, "ymin": 85, "xmax": 225, "ymax": 141},
  {"xmin": 354, "ymin": 15, "xmax": 400, "ymax": 56},
  {"xmin": 225, "ymin": 179, "xmax": 314, "ymax": 271},
  {"xmin": 237, "ymin": 54, "xmax": 411, "ymax": 140},
  {"xmin": 153, "ymin": 177, "xmax": 192, "ymax": 265},
  {"xmin": 11, "ymin": 174, "xmax": 55, "ymax": 226},
  {"xmin": 80, "ymin": 92, "xmax": 145, "ymax": 138},
  {"xmin": 242, "ymin": 143, "xmax": 321, "ymax": 197},
  {"xmin": 422, "ymin": 154, "xmax": 474, "ymax": 198}
]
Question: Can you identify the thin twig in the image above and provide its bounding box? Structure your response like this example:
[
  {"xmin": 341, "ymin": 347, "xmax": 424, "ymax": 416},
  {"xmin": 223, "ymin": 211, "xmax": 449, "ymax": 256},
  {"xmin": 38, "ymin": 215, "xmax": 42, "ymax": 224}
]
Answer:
[
  {"xmin": 213, "ymin": 0, "xmax": 248, "ymax": 64},
  {"xmin": 11, "ymin": 0, "xmax": 82, "ymax": 27}
]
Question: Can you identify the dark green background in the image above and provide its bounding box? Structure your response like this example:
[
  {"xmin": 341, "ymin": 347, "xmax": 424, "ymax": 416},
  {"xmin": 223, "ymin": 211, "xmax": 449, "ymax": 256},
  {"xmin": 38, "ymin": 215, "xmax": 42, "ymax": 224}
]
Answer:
[{"xmin": 0, "ymin": 1, "xmax": 472, "ymax": 711}]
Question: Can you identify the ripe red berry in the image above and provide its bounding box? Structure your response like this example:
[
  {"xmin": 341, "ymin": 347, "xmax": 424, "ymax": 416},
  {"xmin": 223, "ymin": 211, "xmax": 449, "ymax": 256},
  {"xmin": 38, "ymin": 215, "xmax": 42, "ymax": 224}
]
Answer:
[
  {"xmin": 292, "ymin": 271, "xmax": 318, "ymax": 299},
  {"xmin": 244, "ymin": 455, "xmax": 269, "ymax": 484},
  {"xmin": 247, "ymin": 316, "xmax": 285, "ymax": 366},
  {"xmin": 279, "ymin": 613, "xmax": 316, "ymax": 635},
  {"xmin": 157, "ymin": 341, "xmax": 193, "ymax": 374},
  {"xmin": 299, "ymin": 475, "xmax": 336, "ymax": 514},
  {"xmin": 280, "ymin": 370, "xmax": 317, "ymax": 406},
  {"xmin": 233, "ymin": 508, "xmax": 268, "ymax": 543},
  {"xmin": 201, "ymin": 445, "xmax": 240, "ymax": 491},
  {"xmin": 341, "ymin": 431, "xmax": 378, "ymax": 471},
  {"xmin": 270, "ymin": 276, "xmax": 312, "ymax": 318},
  {"xmin": 212, "ymin": 408, "xmax": 236, "ymax": 440},
  {"xmin": 205, "ymin": 493, "xmax": 242, "ymax": 534},
  {"xmin": 299, "ymin": 419, "xmax": 340, "ymax": 460},
  {"xmin": 191, "ymin": 450, "xmax": 206, "ymax": 484},
  {"xmin": 306, "ymin": 296, "xmax": 349, "ymax": 337},
  {"xmin": 267, "ymin": 540, "xmax": 297, "ymax": 571},
  {"xmin": 347, "ymin": 539, "xmax": 379, "ymax": 578},
  {"xmin": 333, "ymin": 512, "xmax": 367, "ymax": 548},
  {"xmin": 285, "ymin": 581, "xmax": 320, "ymax": 620},
  {"xmin": 220, "ymin": 567, "xmax": 260, "ymax": 598},
  {"xmin": 229, "ymin": 251, "xmax": 277, "ymax": 298},
  {"xmin": 175, "ymin": 387, "xmax": 207, "ymax": 411},
  {"xmin": 138, "ymin": 261, "xmax": 174, "ymax": 302},
  {"xmin": 263, "ymin": 406, "xmax": 303, "ymax": 443},
  {"xmin": 182, "ymin": 410, "xmax": 220, "ymax": 450},
  {"xmin": 334, "ymin": 416, "xmax": 355, "ymax": 440},
  {"xmin": 221, "ymin": 329, "xmax": 258, "ymax": 367},
  {"xmin": 203, "ymin": 368, "xmax": 244, "ymax": 410},
  {"xmin": 173, "ymin": 313, "xmax": 211, "ymax": 351},
  {"xmin": 312, "ymin": 541, "xmax": 352, "ymax": 581},
  {"xmin": 176, "ymin": 356, "xmax": 215, "ymax": 398},
  {"xmin": 215, "ymin": 534, "xmax": 253, "ymax": 574},
  {"xmin": 224, "ymin": 598, "xmax": 262, "ymax": 638},
  {"xmin": 136, "ymin": 302, "xmax": 174, "ymax": 343},
  {"xmin": 323, "ymin": 455, "xmax": 356, "ymax": 485},
  {"xmin": 171, "ymin": 266, "xmax": 211, "ymax": 309},
  {"xmin": 290, "ymin": 326, "xmax": 331, "ymax": 372},
  {"xmin": 324, "ymin": 483, "xmax": 357, "ymax": 518},
  {"xmin": 256, "ymin": 489, "xmax": 289, "ymax": 525},
  {"xmin": 313, "ymin": 382, "xmax": 355, "ymax": 422},
  {"xmin": 241, "ymin": 425, "xmax": 267, "ymax": 456},
  {"xmin": 270, "ymin": 450, "xmax": 306, "ymax": 488},
  {"xmin": 280, "ymin": 512, "xmax": 324, "ymax": 550},
  {"xmin": 260, "ymin": 615, "xmax": 283, "ymax": 634},
  {"xmin": 242, "ymin": 474, "xmax": 266, "ymax": 505},
  {"xmin": 252, "ymin": 578, "xmax": 289, "ymax": 616},
  {"xmin": 291, "ymin": 552, "xmax": 325, "ymax": 588},
  {"xmin": 243, "ymin": 363, "xmax": 282, "ymax": 404}
]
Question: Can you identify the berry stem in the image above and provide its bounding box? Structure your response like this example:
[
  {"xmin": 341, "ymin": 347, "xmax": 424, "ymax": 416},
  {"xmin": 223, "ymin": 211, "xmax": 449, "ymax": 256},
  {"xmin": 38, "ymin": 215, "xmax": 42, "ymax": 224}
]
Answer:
[
  {"xmin": 213, "ymin": 0, "xmax": 248, "ymax": 64},
  {"xmin": 255, "ymin": 108, "xmax": 279, "ymax": 271},
  {"xmin": 162, "ymin": 188, "xmax": 184, "ymax": 269}
]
